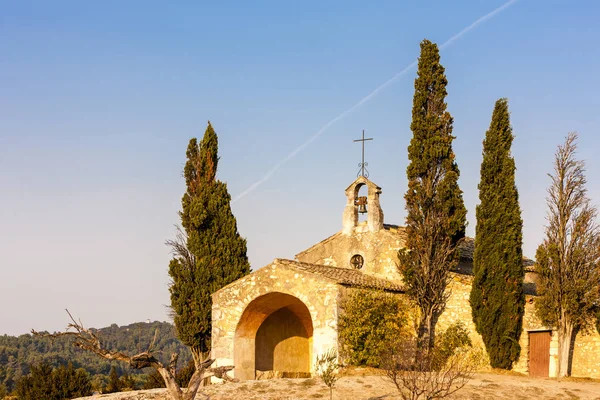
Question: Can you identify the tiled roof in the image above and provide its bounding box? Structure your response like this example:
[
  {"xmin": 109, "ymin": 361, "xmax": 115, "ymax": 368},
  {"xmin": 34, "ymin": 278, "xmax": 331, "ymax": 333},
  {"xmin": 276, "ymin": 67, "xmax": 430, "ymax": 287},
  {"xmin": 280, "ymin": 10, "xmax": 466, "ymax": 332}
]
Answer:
[
  {"xmin": 385, "ymin": 225, "xmax": 535, "ymax": 267},
  {"xmin": 385, "ymin": 225, "xmax": 475, "ymax": 262},
  {"xmin": 455, "ymin": 236, "xmax": 535, "ymax": 267},
  {"xmin": 274, "ymin": 259, "xmax": 404, "ymax": 292},
  {"xmin": 458, "ymin": 237, "xmax": 475, "ymax": 260}
]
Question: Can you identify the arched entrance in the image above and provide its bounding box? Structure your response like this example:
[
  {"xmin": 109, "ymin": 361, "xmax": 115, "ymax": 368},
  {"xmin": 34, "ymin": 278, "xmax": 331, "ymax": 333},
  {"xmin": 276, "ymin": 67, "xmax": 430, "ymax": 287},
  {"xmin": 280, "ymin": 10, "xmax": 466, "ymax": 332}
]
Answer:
[{"xmin": 234, "ymin": 292, "xmax": 313, "ymax": 380}]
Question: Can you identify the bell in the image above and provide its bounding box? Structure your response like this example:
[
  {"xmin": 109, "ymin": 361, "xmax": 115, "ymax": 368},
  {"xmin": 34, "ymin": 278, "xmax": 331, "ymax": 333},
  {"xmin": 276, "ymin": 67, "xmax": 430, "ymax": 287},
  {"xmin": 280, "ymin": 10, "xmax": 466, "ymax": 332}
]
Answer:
[
  {"xmin": 358, "ymin": 203, "xmax": 367, "ymax": 214},
  {"xmin": 356, "ymin": 196, "xmax": 368, "ymax": 214}
]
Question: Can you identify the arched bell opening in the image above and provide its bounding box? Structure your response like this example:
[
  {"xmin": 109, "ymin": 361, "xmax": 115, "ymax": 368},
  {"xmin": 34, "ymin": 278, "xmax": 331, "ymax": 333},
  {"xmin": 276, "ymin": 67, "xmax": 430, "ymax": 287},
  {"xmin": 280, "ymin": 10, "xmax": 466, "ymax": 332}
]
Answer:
[
  {"xmin": 234, "ymin": 292, "xmax": 313, "ymax": 380},
  {"xmin": 343, "ymin": 177, "xmax": 384, "ymax": 234},
  {"xmin": 355, "ymin": 183, "xmax": 369, "ymax": 222}
]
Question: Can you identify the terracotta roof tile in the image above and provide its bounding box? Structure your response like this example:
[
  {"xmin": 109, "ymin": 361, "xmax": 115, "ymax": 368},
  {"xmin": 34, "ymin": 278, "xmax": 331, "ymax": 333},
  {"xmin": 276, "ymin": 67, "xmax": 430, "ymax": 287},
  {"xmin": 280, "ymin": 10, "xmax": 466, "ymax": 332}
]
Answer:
[
  {"xmin": 385, "ymin": 226, "xmax": 535, "ymax": 267},
  {"xmin": 274, "ymin": 258, "xmax": 404, "ymax": 292}
]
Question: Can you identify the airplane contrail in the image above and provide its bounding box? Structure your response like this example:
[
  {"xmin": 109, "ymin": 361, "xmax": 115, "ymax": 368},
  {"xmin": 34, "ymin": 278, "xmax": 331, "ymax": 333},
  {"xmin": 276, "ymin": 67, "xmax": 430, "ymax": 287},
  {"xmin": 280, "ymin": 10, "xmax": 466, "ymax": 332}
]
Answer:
[{"xmin": 232, "ymin": 0, "xmax": 519, "ymax": 203}]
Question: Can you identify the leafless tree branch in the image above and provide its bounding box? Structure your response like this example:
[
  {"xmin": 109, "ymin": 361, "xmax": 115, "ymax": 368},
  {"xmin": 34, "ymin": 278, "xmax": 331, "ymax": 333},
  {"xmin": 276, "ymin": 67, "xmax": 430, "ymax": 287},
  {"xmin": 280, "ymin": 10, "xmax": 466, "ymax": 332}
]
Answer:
[
  {"xmin": 33, "ymin": 310, "xmax": 235, "ymax": 400},
  {"xmin": 382, "ymin": 337, "xmax": 480, "ymax": 400}
]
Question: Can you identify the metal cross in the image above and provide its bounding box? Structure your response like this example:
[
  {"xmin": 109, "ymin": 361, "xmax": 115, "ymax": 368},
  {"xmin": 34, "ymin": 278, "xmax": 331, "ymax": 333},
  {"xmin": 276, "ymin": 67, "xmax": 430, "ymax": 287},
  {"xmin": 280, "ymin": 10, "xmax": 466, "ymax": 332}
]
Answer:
[{"xmin": 353, "ymin": 129, "xmax": 373, "ymax": 178}]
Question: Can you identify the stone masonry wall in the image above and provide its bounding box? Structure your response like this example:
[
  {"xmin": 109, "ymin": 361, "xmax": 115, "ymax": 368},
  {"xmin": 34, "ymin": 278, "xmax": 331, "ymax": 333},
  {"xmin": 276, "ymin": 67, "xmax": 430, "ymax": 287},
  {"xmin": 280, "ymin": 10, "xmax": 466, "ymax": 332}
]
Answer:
[
  {"xmin": 439, "ymin": 275, "xmax": 600, "ymax": 379},
  {"xmin": 437, "ymin": 273, "xmax": 487, "ymax": 356},
  {"xmin": 211, "ymin": 261, "xmax": 340, "ymax": 379},
  {"xmin": 438, "ymin": 273, "xmax": 553, "ymax": 376},
  {"xmin": 571, "ymin": 326, "xmax": 600, "ymax": 378},
  {"xmin": 212, "ymin": 258, "xmax": 600, "ymax": 379},
  {"xmin": 295, "ymin": 227, "xmax": 404, "ymax": 282}
]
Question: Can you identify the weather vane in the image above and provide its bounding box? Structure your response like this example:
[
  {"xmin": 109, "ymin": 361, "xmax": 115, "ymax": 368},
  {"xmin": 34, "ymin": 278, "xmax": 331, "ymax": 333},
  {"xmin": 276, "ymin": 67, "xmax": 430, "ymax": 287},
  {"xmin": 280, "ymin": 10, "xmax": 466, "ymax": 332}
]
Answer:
[{"xmin": 354, "ymin": 129, "xmax": 373, "ymax": 178}]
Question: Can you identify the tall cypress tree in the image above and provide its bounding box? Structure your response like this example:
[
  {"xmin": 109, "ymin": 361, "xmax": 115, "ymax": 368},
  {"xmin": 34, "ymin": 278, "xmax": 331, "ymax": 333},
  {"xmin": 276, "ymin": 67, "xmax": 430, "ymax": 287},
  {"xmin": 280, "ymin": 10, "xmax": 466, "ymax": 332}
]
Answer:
[
  {"xmin": 470, "ymin": 99, "xmax": 524, "ymax": 369},
  {"xmin": 399, "ymin": 39, "xmax": 467, "ymax": 351},
  {"xmin": 168, "ymin": 122, "xmax": 251, "ymax": 364},
  {"xmin": 535, "ymin": 133, "xmax": 600, "ymax": 377}
]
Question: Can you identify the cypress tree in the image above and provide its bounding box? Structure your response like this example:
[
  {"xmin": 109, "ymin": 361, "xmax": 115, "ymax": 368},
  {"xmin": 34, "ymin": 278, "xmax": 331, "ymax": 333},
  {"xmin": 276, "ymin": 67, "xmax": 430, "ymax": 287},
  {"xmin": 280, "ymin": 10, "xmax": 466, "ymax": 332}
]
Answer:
[
  {"xmin": 535, "ymin": 133, "xmax": 600, "ymax": 377},
  {"xmin": 470, "ymin": 99, "xmax": 524, "ymax": 369},
  {"xmin": 399, "ymin": 39, "xmax": 467, "ymax": 351},
  {"xmin": 168, "ymin": 122, "xmax": 251, "ymax": 364}
]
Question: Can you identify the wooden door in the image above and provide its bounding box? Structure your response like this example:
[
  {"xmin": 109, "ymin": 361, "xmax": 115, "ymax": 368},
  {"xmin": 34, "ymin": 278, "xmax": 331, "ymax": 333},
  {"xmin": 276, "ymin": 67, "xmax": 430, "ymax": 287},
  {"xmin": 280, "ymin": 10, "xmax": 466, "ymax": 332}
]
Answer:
[{"xmin": 529, "ymin": 331, "xmax": 551, "ymax": 377}]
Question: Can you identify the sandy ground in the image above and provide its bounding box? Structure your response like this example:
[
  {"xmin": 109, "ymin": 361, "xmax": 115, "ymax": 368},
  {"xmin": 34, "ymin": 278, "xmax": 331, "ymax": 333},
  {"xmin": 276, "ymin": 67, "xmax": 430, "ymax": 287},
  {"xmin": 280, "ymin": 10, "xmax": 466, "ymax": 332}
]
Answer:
[{"xmin": 76, "ymin": 372, "xmax": 600, "ymax": 400}]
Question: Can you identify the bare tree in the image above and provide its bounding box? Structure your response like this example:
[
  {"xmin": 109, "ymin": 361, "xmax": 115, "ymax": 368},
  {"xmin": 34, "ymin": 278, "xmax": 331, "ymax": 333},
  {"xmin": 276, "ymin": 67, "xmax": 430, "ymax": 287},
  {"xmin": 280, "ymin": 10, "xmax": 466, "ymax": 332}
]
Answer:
[
  {"xmin": 535, "ymin": 132, "xmax": 600, "ymax": 377},
  {"xmin": 33, "ymin": 310, "xmax": 235, "ymax": 400},
  {"xmin": 382, "ymin": 336, "xmax": 480, "ymax": 400}
]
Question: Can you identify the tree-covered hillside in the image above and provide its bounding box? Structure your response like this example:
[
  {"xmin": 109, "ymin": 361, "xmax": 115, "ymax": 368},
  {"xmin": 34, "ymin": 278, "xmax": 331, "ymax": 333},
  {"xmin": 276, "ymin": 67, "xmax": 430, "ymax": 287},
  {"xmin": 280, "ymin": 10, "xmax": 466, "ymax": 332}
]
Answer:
[{"xmin": 0, "ymin": 321, "xmax": 191, "ymax": 392}]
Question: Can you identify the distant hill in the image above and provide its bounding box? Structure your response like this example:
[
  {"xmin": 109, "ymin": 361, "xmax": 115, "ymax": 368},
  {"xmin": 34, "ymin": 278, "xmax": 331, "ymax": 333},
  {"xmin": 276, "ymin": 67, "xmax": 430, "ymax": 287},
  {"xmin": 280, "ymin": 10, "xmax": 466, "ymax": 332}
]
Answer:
[{"xmin": 0, "ymin": 321, "xmax": 191, "ymax": 392}]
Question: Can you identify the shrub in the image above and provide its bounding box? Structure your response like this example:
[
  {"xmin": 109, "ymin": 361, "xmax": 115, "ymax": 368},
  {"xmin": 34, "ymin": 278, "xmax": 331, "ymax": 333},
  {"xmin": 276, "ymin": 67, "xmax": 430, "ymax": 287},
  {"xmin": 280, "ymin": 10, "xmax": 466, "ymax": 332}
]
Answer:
[
  {"xmin": 15, "ymin": 362, "xmax": 92, "ymax": 400},
  {"xmin": 142, "ymin": 368, "xmax": 166, "ymax": 389},
  {"xmin": 175, "ymin": 359, "xmax": 195, "ymax": 388},
  {"xmin": 338, "ymin": 289, "xmax": 408, "ymax": 367},
  {"xmin": 382, "ymin": 322, "xmax": 482, "ymax": 400},
  {"xmin": 119, "ymin": 371, "xmax": 136, "ymax": 391},
  {"xmin": 435, "ymin": 322, "xmax": 472, "ymax": 367},
  {"xmin": 103, "ymin": 366, "xmax": 122, "ymax": 393},
  {"xmin": 314, "ymin": 349, "xmax": 340, "ymax": 400}
]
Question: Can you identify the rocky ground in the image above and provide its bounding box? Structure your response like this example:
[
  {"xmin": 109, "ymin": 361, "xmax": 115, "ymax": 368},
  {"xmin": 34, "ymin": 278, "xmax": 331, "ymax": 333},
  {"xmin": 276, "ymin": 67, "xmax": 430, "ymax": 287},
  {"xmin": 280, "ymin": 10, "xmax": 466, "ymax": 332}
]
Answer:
[{"xmin": 75, "ymin": 372, "xmax": 600, "ymax": 400}]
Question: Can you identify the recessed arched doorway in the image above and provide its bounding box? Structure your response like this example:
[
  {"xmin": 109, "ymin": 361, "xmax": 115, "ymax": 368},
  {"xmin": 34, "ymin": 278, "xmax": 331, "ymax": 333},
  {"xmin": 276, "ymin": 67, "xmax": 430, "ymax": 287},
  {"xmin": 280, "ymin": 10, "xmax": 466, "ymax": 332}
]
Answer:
[{"xmin": 234, "ymin": 292, "xmax": 314, "ymax": 380}]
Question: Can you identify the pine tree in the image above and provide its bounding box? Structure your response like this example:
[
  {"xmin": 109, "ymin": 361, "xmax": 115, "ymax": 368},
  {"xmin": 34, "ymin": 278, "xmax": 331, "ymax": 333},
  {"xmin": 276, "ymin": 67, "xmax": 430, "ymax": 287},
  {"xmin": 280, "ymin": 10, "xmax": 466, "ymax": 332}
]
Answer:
[
  {"xmin": 470, "ymin": 99, "xmax": 524, "ymax": 369},
  {"xmin": 399, "ymin": 39, "xmax": 467, "ymax": 352},
  {"xmin": 168, "ymin": 122, "xmax": 251, "ymax": 364},
  {"xmin": 104, "ymin": 365, "xmax": 121, "ymax": 393}
]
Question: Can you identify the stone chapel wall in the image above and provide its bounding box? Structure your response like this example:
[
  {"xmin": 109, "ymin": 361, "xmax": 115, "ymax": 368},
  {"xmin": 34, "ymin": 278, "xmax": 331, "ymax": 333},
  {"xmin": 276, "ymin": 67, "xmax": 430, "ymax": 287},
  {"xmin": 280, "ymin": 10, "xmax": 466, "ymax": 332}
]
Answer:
[
  {"xmin": 295, "ymin": 228, "xmax": 404, "ymax": 281},
  {"xmin": 211, "ymin": 262, "xmax": 340, "ymax": 379},
  {"xmin": 438, "ymin": 273, "xmax": 600, "ymax": 378},
  {"xmin": 570, "ymin": 325, "xmax": 600, "ymax": 377},
  {"xmin": 437, "ymin": 272, "xmax": 548, "ymax": 375}
]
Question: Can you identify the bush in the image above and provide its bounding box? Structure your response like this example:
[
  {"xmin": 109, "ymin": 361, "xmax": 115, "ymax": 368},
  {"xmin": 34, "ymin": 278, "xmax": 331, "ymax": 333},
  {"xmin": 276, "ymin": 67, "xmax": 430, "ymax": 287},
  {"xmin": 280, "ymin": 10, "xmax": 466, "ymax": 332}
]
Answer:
[
  {"xmin": 142, "ymin": 369, "xmax": 166, "ymax": 389},
  {"xmin": 435, "ymin": 322, "xmax": 472, "ymax": 367},
  {"xmin": 175, "ymin": 359, "xmax": 195, "ymax": 388},
  {"xmin": 15, "ymin": 362, "xmax": 92, "ymax": 400},
  {"xmin": 338, "ymin": 289, "xmax": 408, "ymax": 367},
  {"xmin": 382, "ymin": 322, "xmax": 482, "ymax": 400},
  {"xmin": 140, "ymin": 359, "xmax": 195, "ymax": 390},
  {"xmin": 314, "ymin": 349, "xmax": 340, "ymax": 400},
  {"xmin": 103, "ymin": 366, "xmax": 121, "ymax": 393},
  {"xmin": 119, "ymin": 371, "xmax": 136, "ymax": 391}
]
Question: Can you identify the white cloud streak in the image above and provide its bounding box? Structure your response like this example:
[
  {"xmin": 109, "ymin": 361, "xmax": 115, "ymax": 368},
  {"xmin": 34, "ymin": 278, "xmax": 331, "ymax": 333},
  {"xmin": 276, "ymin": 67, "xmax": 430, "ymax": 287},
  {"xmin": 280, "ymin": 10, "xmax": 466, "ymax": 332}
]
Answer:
[{"xmin": 233, "ymin": 0, "xmax": 519, "ymax": 203}]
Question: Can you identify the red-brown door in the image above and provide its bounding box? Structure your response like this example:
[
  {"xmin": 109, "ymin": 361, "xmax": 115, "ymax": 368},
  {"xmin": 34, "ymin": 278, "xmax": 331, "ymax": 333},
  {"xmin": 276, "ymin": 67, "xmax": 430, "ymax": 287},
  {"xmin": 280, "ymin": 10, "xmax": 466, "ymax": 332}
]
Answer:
[{"xmin": 529, "ymin": 331, "xmax": 551, "ymax": 377}]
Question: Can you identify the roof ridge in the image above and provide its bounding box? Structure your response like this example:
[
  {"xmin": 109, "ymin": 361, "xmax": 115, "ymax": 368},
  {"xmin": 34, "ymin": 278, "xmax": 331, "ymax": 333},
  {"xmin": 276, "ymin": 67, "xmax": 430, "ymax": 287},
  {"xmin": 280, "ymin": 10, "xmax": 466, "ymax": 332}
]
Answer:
[{"xmin": 275, "ymin": 258, "xmax": 357, "ymax": 271}]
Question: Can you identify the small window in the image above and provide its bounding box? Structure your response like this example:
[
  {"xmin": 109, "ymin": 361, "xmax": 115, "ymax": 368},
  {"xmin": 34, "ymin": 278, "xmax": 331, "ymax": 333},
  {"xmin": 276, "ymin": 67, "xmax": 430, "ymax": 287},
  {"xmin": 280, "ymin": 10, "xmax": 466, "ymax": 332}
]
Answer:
[{"xmin": 350, "ymin": 254, "xmax": 364, "ymax": 270}]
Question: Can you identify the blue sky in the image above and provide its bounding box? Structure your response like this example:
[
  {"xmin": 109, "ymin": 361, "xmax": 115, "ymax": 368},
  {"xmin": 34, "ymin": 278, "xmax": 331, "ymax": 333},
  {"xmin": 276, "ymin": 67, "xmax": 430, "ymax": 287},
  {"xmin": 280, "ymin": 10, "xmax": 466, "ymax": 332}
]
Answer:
[{"xmin": 1, "ymin": 0, "xmax": 600, "ymax": 335}]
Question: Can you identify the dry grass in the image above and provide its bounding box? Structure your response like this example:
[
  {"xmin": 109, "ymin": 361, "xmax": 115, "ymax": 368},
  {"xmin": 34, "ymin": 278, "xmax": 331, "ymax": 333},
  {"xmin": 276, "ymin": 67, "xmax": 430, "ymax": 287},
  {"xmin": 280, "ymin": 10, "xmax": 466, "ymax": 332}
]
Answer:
[{"xmin": 74, "ymin": 372, "xmax": 600, "ymax": 400}]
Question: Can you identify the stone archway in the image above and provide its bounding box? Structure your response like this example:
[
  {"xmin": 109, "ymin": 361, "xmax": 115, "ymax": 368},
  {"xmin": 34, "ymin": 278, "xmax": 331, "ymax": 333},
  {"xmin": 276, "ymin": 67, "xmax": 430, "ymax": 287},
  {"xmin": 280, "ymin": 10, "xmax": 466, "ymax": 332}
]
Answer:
[{"xmin": 234, "ymin": 292, "xmax": 314, "ymax": 380}]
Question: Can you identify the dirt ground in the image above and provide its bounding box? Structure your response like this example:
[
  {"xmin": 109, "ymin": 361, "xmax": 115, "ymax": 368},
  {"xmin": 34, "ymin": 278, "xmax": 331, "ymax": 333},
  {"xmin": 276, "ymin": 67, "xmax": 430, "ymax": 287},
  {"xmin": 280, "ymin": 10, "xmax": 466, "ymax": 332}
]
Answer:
[{"xmin": 75, "ymin": 371, "xmax": 600, "ymax": 400}]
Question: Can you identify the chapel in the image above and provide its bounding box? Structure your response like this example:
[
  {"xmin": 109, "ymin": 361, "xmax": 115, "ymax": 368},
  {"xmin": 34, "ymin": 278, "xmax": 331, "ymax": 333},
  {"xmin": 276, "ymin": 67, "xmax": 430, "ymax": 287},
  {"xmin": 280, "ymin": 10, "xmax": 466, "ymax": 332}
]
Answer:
[{"xmin": 211, "ymin": 175, "xmax": 600, "ymax": 380}]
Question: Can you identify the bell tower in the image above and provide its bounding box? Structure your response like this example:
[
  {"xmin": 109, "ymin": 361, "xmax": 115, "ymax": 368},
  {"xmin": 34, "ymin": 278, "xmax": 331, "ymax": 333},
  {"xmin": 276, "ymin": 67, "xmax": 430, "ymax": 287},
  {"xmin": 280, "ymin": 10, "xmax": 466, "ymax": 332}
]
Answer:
[
  {"xmin": 342, "ymin": 129, "xmax": 383, "ymax": 235},
  {"xmin": 342, "ymin": 130, "xmax": 384, "ymax": 234},
  {"xmin": 342, "ymin": 177, "xmax": 384, "ymax": 234}
]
